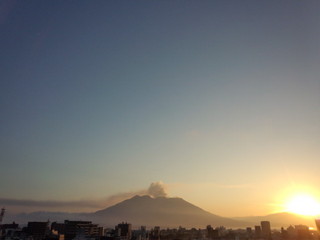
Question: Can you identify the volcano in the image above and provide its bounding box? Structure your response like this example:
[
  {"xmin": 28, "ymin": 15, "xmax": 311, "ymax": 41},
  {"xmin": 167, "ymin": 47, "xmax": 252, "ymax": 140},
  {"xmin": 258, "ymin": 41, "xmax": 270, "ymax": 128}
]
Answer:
[{"xmin": 92, "ymin": 195, "xmax": 245, "ymax": 228}]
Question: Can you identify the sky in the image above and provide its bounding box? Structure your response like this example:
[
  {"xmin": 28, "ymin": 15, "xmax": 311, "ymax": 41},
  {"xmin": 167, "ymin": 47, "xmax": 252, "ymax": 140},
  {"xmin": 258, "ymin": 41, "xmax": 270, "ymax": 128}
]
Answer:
[{"xmin": 0, "ymin": 0, "xmax": 320, "ymax": 217}]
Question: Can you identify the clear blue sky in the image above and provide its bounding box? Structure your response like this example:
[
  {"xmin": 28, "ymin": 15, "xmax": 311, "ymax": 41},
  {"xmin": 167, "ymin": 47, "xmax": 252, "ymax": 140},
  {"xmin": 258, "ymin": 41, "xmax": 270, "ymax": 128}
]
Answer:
[{"xmin": 1, "ymin": 0, "xmax": 319, "ymax": 216}]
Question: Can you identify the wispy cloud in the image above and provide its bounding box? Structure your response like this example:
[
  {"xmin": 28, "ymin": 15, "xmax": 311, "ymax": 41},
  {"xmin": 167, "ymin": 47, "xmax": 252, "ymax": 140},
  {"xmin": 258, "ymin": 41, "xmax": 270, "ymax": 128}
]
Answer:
[
  {"xmin": 0, "ymin": 182, "xmax": 168, "ymax": 212},
  {"xmin": 0, "ymin": 198, "xmax": 101, "ymax": 208},
  {"xmin": 171, "ymin": 182, "xmax": 253, "ymax": 190}
]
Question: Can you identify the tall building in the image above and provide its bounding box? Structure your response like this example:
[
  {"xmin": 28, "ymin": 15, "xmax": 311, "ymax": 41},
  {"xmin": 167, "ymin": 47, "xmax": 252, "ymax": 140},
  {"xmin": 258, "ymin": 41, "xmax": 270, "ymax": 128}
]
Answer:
[
  {"xmin": 261, "ymin": 221, "xmax": 271, "ymax": 240},
  {"xmin": 246, "ymin": 227, "xmax": 253, "ymax": 238},
  {"xmin": 254, "ymin": 226, "xmax": 261, "ymax": 239}
]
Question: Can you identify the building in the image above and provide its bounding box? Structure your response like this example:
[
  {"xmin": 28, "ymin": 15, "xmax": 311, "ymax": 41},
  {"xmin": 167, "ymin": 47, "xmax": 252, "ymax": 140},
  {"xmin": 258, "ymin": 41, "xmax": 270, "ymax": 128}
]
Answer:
[
  {"xmin": 149, "ymin": 227, "xmax": 160, "ymax": 240},
  {"xmin": 139, "ymin": 226, "xmax": 147, "ymax": 240},
  {"xmin": 315, "ymin": 219, "xmax": 320, "ymax": 232},
  {"xmin": 0, "ymin": 222, "xmax": 20, "ymax": 239},
  {"xmin": 206, "ymin": 225, "xmax": 219, "ymax": 240},
  {"xmin": 27, "ymin": 221, "xmax": 50, "ymax": 240},
  {"xmin": 64, "ymin": 220, "xmax": 102, "ymax": 240},
  {"xmin": 51, "ymin": 222, "xmax": 66, "ymax": 235},
  {"xmin": 295, "ymin": 225, "xmax": 310, "ymax": 240},
  {"xmin": 115, "ymin": 222, "xmax": 132, "ymax": 240},
  {"xmin": 246, "ymin": 227, "xmax": 253, "ymax": 239},
  {"xmin": 261, "ymin": 221, "xmax": 271, "ymax": 239},
  {"xmin": 255, "ymin": 226, "xmax": 261, "ymax": 239}
]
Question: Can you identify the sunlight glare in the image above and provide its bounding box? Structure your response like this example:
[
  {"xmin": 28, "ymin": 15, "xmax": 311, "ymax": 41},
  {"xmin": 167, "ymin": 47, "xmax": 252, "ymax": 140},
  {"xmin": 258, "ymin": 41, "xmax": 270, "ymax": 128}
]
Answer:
[{"xmin": 285, "ymin": 194, "xmax": 320, "ymax": 216}]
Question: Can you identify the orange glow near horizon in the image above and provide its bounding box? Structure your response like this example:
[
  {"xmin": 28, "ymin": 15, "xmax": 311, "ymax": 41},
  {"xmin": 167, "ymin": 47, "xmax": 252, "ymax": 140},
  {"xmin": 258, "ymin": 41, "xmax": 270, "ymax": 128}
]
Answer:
[{"xmin": 284, "ymin": 193, "xmax": 320, "ymax": 216}]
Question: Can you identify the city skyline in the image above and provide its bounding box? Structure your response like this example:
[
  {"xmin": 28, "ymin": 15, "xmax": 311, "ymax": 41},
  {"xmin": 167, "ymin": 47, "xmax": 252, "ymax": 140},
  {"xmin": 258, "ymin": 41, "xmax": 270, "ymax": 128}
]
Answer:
[
  {"xmin": 2, "ymin": 218, "xmax": 319, "ymax": 240},
  {"xmin": 1, "ymin": 1, "xmax": 320, "ymax": 217}
]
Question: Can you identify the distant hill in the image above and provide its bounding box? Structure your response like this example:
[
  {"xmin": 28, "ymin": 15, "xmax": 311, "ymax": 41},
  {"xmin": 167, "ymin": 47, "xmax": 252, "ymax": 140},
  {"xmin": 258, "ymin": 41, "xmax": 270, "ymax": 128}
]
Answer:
[
  {"xmin": 91, "ymin": 195, "xmax": 245, "ymax": 228},
  {"xmin": 232, "ymin": 212, "xmax": 316, "ymax": 228}
]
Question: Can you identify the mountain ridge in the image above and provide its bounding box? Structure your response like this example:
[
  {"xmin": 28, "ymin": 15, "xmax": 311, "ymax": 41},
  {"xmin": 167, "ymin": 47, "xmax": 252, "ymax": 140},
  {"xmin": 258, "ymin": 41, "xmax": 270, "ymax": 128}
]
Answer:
[{"xmin": 232, "ymin": 212, "xmax": 316, "ymax": 228}]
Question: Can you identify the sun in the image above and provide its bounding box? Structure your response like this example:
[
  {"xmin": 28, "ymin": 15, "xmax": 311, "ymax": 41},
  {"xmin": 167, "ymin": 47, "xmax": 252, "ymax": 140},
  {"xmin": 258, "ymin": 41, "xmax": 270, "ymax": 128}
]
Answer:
[{"xmin": 285, "ymin": 194, "xmax": 320, "ymax": 216}]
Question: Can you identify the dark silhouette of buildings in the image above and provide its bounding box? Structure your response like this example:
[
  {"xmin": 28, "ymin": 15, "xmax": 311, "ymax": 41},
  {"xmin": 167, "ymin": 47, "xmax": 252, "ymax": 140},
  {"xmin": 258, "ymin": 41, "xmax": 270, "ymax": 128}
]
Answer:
[
  {"xmin": 295, "ymin": 225, "xmax": 311, "ymax": 240},
  {"xmin": 64, "ymin": 220, "xmax": 102, "ymax": 240},
  {"xmin": 255, "ymin": 226, "xmax": 262, "ymax": 239},
  {"xmin": 0, "ymin": 222, "xmax": 20, "ymax": 239},
  {"xmin": 51, "ymin": 222, "xmax": 65, "ymax": 235},
  {"xmin": 206, "ymin": 225, "xmax": 219, "ymax": 240},
  {"xmin": 261, "ymin": 221, "xmax": 271, "ymax": 240},
  {"xmin": 1, "ymin": 218, "xmax": 320, "ymax": 240},
  {"xmin": 315, "ymin": 219, "xmax": 320, "ymax": 233},
  {"xmin": 115, "ymin": 222, "xmax": 132, "ymax": 240},
  {"xmin": 27, "ymin": 222, "xmax": 50, "ymax": 240},
  {"xmin": 246, "ymin": 227, "xmax": 253, "ymax": 239},
  {"xmin": 149, "ymin": 226, "xmax": 160, "ymax": 240}
]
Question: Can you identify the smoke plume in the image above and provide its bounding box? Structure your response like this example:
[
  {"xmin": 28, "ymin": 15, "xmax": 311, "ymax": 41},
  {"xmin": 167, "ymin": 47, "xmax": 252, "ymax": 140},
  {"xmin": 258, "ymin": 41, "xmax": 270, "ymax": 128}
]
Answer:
[{"xmin": 147, "ymin": 182, "xmax": 167, "ymax": 198}]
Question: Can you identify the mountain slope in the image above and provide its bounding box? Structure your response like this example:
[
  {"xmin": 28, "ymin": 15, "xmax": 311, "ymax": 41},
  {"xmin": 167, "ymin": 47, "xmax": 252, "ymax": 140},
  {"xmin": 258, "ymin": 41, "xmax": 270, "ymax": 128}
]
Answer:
[{"xmin": 92, "ymin": 195, "xmax": 245, "ymax": 228}]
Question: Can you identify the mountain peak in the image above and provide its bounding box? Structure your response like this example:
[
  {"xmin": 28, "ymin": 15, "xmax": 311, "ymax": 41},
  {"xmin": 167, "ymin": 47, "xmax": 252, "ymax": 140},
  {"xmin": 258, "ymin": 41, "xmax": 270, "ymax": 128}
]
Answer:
[{"xmin": 131, "ymin": 195, "xmax": 152, "ymax": 199}]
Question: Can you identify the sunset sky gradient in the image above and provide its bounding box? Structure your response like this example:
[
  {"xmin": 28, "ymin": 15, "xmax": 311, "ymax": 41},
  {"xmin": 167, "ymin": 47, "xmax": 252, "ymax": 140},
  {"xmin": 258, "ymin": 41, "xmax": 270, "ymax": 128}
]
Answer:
[{"xmin": 1, "ymin": 0, "xmax": 320, "ymax": 217}]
